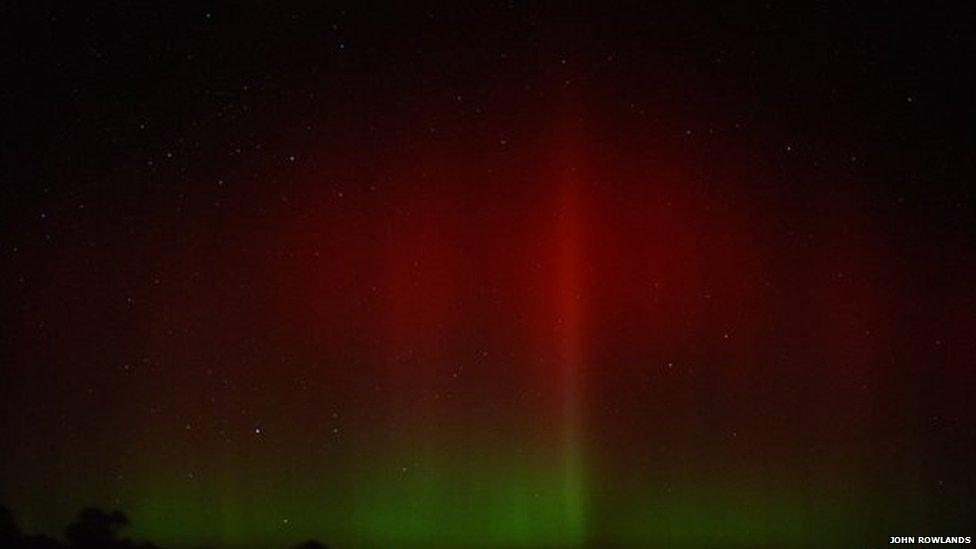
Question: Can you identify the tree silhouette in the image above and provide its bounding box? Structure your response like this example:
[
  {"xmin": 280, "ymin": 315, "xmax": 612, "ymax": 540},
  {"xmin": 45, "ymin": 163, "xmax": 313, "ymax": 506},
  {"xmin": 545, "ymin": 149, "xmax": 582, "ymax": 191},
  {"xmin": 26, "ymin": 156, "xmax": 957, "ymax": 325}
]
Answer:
[
  {"xmin": 0, "ymin": 504, "xmax": 330, "ymax": 549},
  {"xmin": 20, "ymin": 534, "xmax": 64, "ymax": 549},
  {"xmin": 293, "ymin": 541, "xmax": 330, "ymax": 549},
  {"xmin": 65, "ymin": 507, "xmax": 130, "ymax": 548},
  {"xmin": 0, "ymin": 505, "xmax": 61, "ymax": 549},
  {"xmin": 0, "ymin": 505, "xmax": 21, "ymax": 543}
]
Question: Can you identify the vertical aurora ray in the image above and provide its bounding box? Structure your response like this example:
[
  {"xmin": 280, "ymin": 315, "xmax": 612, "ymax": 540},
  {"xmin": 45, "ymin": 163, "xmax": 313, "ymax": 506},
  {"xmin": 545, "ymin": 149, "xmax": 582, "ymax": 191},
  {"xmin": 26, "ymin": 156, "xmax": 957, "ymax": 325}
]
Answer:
[
  {"xmin": 332, "ymin": 139, "xmax": 594, "ymax": 547},
  {"xmin": 548, "ymin": 128, "xmax": 589, "ymax": 544}
]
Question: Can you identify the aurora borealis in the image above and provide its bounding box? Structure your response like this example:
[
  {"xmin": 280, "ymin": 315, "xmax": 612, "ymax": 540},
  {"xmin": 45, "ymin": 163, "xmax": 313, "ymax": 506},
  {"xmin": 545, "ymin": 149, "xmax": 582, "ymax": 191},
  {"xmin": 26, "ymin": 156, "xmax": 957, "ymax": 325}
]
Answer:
[{"xmin": 2, "ymin": 3, "xmax": 976, "ymax": 548}]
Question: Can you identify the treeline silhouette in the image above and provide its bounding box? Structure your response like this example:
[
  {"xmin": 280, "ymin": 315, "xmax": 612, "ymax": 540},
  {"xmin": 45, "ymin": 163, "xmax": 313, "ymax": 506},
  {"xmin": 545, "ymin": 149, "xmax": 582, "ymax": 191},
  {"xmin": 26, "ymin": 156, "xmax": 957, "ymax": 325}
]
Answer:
[{"xmin": 0, "ymin": 505, "xmax": 329, "ymax": 549}]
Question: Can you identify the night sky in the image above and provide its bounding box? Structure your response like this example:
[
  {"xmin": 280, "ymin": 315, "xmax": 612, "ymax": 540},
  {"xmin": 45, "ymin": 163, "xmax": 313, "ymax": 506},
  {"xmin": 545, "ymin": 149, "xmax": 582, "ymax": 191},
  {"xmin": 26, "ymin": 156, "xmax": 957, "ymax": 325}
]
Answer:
[{"xmin": 2, "ymin": 3, "xmax": 975, "ymax": 548}]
